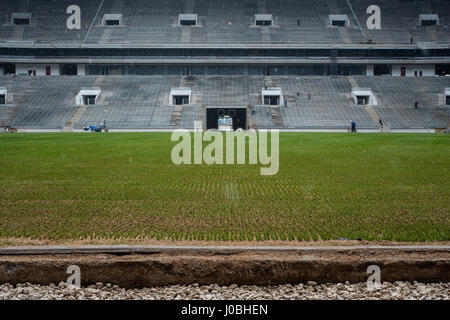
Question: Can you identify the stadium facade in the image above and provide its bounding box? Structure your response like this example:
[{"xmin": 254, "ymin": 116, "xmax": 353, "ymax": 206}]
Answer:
[{"xmin": 0, "ymin": 0, "xmax": 449, "ymax": 132}]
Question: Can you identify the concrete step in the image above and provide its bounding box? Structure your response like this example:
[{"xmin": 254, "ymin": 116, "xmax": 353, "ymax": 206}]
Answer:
[
  {"xmin": 64, "ymin": 106, "xmax": 88, "ymax": 132},
  {"xmin": 270, "ymin": 106, "xmax": 283, "ymax": 127},
  {"xmin": 170, "ymin": 105, "xmax": 183, "ymax": 126},
  {"xmin": 365, "ymin": 105, "xmax": 389, "ymax": 132}
]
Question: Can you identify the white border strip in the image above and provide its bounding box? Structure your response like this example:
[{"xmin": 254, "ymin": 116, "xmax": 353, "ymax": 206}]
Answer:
[{"xmin": 10, "ymin": 128, "xmax": 439, "ymax": 133}]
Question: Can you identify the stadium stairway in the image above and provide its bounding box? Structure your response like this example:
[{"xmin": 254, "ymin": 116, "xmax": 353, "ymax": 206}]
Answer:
[
  {"xmin": 64, "ymin": 106, "xmax": 88, "ymax": 132},
  {"xmin": 170, "ymin": 105, "xmax": 184, "ymax": 127},
  {"xmin": 270, "ymin": 106, "xmax": 283, "ymax": 127},
  {"xmin": 365, "ymin": 105, "xmax": 389, "ymax": 132},
  {"xmin": 349, "ymin": 76, "xmax": 389, "ymax": 131},
  {"xmin": 347, "ymin": 76, "xmax": 359, "ymax": 89},
  {"xmin": 11, "ymin": 25, "xmax": 24, "ymax": 41},
  {"xmin": 199, "ymin": 104, "xmax": 207, "ymax": 130}
]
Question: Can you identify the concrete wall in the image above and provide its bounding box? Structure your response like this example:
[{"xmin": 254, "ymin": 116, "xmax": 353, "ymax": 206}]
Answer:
[
  {"xmin": 11, "ymin": 63, "xmax": 436, "ymax": 78},
  {"xmin": 77, "ymin": 64, "xmax": 86, "ymax": 76},
  {"xmin": 0, "ymin": 247, "xmax": 449, "ymax": 287},
  {"xmin": 392, "ymin": 64, "xmax": 435, "ymax": 77}
]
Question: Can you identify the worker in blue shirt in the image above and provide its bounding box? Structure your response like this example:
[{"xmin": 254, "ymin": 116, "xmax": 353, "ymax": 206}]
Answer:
[{"xmin": 351, "ymin": 120, "xmax": 356, "ymax": 132}]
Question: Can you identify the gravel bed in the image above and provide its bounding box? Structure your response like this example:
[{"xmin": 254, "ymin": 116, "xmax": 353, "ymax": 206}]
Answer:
[{"xmin": 0, "ymin": 282, "xmax": 448, "ymax": 300}]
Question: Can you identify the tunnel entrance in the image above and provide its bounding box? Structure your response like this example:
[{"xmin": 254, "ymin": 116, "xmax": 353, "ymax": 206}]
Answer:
[{"xmin": 206, "ymin": 107, "xmax": 247, "ymax": 131}]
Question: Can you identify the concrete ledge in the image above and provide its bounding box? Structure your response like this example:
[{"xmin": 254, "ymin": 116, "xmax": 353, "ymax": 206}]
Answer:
[
  {"xmin": 1, "ymin": 245, "xmax": 450, "ymax": 255},
  {"xmin": 0, "ymin": 246, "xmax": 448, "ymax": 287}
]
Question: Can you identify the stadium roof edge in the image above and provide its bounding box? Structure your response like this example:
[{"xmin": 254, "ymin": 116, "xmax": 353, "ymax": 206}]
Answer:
[{"xmin": 0, "ymin": 43, "xmax": 449, "ymax": 50}]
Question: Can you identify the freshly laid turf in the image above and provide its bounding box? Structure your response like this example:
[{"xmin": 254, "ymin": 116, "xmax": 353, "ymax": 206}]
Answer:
[{"xmin": 0, "ymin": 133, "xmax": 448, "ymax": 242}]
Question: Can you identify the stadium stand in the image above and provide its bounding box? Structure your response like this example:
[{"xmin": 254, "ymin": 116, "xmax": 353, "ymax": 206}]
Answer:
[
  {"xmin": 0, "ymin": 0, "xmax": 449, "ymax": 131},
  {"xmin": 0, "ymin": 0, "xmax": 449, "ymax": 45},
  {"xmin": 0, "ymin": 0, "xmax": 100, "ymax": 44},
  {"xmin": 0, "ymin": 75, "xmax": 448, "ymax": 130},
  {"xmin": 351, "ymin": 0, "xmax": 450, "ymax": 45}
]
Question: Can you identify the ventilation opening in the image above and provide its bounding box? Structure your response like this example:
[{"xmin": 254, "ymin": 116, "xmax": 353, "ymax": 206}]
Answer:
[
  {"xmin": 356, "ymin": 96, "xmax": 370, "ymax": 105},
  {"xmin": 105, "ymin": 19, "xmax": 120, "ymax": 26},
  {"xmin": 76, "ymin": 89, "xmax": 101, "ymax": 106},
  {"xmin": 179, "ymin": 14, "xmax": 198, "ymax": 26},
  {"xmin": 180, "ymin": 20, "xmax": 196, "ymax": 26},
  {"xmin": 12, "ymin": 13, "xmax": 31, "ymax": 25},
  {"xmin": 264, "ymin": 96, "xmax": 279, "ymax": 105},
  {"xmin": 333, "ymin": 20, "xmax": 346, "ymax": 27},
  {"xmin": 255, "ymin": 14, "xmax": 273, "ymax": 26},
  {"xmin": 445, "ymin": 89, "xmax": 450, "ymax": 105},
  {"xmin": 103, "ymin": 14, "xmax": 123, "ymax": 26},
  {"xmin": 173, "ymin": 95, "xmax": 189, "ymax": 105},
  {"xmin": 352, "ymin": 88, "xmax": 377, "ymax": 106},
  {"xmin": 329, "ymin": 15, "xmax": 349, "ymax": 27},
  {"xmin": 421, "ymin": 20, "xmax": 436, "ymax": 26},
  {"xmin": 256, "ymin": 20, "xmax": 272, "ymax": 26},
  {"xmin": 0, "ymin": 89, "xmax": 6, "ymax": 105},
  {"xmin": 170, "ymin": 88, "xmax": 191, "ymax": 105},
  {"xmin": 420, "ymin": 14, "xmax": 439, "ymax": 26},
  {"xmin": 83, "ymin": 96, "xmax": 97, "ymax": 105},
  {"xmin": 13, "ymin": 18, "xmax": 30, "ymax": 25}
]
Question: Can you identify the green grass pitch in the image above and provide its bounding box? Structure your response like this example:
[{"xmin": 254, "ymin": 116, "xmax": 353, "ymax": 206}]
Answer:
[{"xmin": 0, "ymin": 132, "xmax": 448, "ymax": 242}]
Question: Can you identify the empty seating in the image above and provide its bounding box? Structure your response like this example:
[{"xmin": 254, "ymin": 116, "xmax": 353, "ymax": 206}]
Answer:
[
  {"xmin": 1, "ymin": 75, "xmax": 448, "ymax": 130},
  {"xmin": 0, "ymin": 0, "xmax": 449, "ymax": 45}
]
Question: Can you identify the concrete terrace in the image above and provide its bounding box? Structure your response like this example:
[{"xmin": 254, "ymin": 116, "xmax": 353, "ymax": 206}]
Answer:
[
  {"xmin": 0, "ymin": 75, "xmax": 448, "ymax": 130},
  {"xmin": 0, "ymin": 0, "xmax": 449, "ymax": 46}
]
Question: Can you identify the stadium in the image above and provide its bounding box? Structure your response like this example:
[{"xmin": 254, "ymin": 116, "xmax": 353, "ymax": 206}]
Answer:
[
  {"xmin": 0, "ymin": 0, "xmax": 449, "ymax": 302},
  {"xmin": 0, "ymin": 0, "xmax": 449, "ymax": 132}
]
